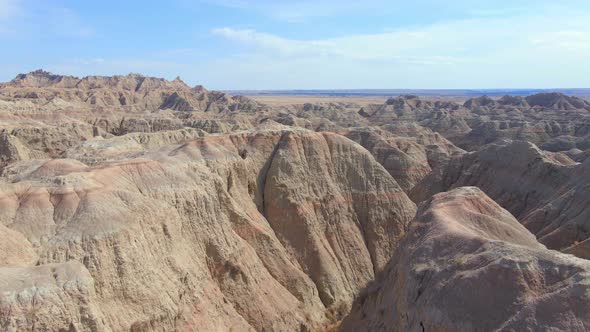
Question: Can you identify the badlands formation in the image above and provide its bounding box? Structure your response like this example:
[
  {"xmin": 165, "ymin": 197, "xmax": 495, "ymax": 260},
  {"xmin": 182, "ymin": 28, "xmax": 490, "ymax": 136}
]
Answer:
[{"xmin": 0, "ymin": 70, "xmax": 590, "ymax": 331}]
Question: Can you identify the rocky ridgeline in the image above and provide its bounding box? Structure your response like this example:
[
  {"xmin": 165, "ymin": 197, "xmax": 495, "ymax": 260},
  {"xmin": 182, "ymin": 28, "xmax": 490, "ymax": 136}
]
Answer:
[
  {"xmin": 0, "ymin": 69, "xmax": 267, "ymax": 113},
  {"xmin": 342, "ymin": 187, "xmax": 590, "ymax": 331}
]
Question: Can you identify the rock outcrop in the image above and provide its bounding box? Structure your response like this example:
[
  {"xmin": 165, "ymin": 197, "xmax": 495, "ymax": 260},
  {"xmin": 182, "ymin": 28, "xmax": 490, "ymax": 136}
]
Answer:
[
  {"xmin": 0, "ymin": 262, "xmax": 106, "ymax": 332},
  {"xmin": 0, "ymin": 70, "xmax": 267, "ymax": 114},
  {"xmin": 411, "ymin": 140, "xmax": 590, "ymax": 258},
  {"xmin": 343, "ymin": 128, "xmax": 431, "ymax": 192},
  {"xmin": 360, "ymin": 94, "xmax": 590, "ymax": 151},
  {"xmin": 0, "ymin": 132, "xmax": 34, "ymax": 167},
  {"xmin": 526, "ymin": 92, "xmax": 590, "ymax": 111},
  {"xmin": 341, "ymin": 187, "xmax": 590, "ymax": 331},
  {"xmin": 463, "ymin": 95, "xmax": 497, "ymax": 109},
  {"xmin": 0, "ymin": 128, "xmax": 416, "ymax": 331}
]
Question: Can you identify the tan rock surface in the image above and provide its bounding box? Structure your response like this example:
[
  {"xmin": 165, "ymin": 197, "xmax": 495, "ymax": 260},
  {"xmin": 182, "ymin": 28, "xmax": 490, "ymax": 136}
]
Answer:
[
  {"xmin": 0, "ymin": 70, "xmax": 267, "ymax": 114},
  {"xmin": 410, "ymin": 140, "xmax": 590, "ymax": 258},
  {"xmin": 0, "ymin": 261, "xmax": 106, "ymax": 332},
  {"xmin": 343, "ymin": 128, "xmax": 432, "ymax": 192},
  {"xmin": 341, "ymin": 187, "xmax": 590, "ymax": 331},
  {"xmin": 3, "ymin": 71, "xmax": 590, "ymax": 330},
  {"xmin": 0, "ymin": 128, "xmax": 416, "ymax": 331}
]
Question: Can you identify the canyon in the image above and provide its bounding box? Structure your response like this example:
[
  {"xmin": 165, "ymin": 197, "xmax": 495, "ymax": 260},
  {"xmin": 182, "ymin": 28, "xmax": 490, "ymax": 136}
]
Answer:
[{"xmin": 1, "ymin": 70, "xmax": 590, "ymax": 331}]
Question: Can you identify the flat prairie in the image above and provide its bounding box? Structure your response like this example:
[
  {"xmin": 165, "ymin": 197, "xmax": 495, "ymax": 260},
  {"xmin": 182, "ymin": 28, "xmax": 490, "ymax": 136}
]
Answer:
[{"xmin": 249, "ymin": 95, "xmax": 388, "ymax": 106}]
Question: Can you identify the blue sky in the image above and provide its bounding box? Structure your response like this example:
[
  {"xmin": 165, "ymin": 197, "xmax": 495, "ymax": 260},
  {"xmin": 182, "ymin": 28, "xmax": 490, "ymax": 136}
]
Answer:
[{"xmin": 0, "ymin": 0, "xmax": 589, "ymax": 89}]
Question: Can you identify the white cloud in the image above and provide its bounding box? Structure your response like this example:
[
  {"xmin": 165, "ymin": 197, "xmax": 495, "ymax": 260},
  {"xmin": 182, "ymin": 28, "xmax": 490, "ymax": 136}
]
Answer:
[
  {"xmin": 531, "ymin": 30, "xmax": 590, "ymax": 52},
  {"xmin": 208, "ymin": 10, "xmax": 590, "ymax": 89},
  {"xmin": 211, "ymin": 27, "xmax": 470, "ymax": 64},
  {"xmin": 213, "ymin": 11, "xmax": 590, "ymax": 62}
]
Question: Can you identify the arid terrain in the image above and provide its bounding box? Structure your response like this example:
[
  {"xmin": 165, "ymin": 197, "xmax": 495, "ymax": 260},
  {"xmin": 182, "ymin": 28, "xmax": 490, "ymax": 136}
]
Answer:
[
  {"xmin": 2, "ymin": 70, "xmax": 590, "ymax": 331},
  {"xmin": 249, "ymin": 95, "xmax": 389, "ymax": 108}
]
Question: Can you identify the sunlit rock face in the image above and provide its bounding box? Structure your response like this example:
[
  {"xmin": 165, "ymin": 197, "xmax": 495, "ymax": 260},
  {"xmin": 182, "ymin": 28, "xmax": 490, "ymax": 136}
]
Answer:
[
  {"xmin": 341, "ymin": 187, "xmax": 590, "ymax": 332},
  {"xmin": 0, "ymin": 127, "xmax": 416, "ymax": 331}
]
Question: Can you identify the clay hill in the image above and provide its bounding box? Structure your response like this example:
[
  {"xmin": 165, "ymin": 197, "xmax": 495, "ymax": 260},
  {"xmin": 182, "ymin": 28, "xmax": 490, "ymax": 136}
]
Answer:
[
  {"xmin": 1, "ymin": 70, "xmax": 590, "ymax": 331},
  {"xmin": 341, "ymin": 187, "xmax": 590, "ymax": 331},
  {"xmin": 0, "ymin": 69, "xmax": 266, "ymax": 113},
  {"xmin": 411, "ymin": 140, "xmax": 590, "ymax": 259}
]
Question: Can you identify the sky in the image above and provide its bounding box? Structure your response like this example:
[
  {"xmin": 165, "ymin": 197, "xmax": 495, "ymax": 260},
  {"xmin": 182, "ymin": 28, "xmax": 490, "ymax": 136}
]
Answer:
[{"xmin": 0, "ymin": 0, "xmax": 589, "ymax": 89}]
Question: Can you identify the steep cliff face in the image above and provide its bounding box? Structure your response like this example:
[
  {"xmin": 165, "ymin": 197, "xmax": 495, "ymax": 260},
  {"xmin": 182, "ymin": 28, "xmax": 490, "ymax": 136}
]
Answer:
[
  {"xmin": 341, "ymin": 187, "xmax": 590, "ymax": 332},
  {"xmin": 343, "ymin": 128, "xmax": 432, "ymax": 192},
  {"xmin": 262, "ymin": 132, "xmax": 415, "ymax": 307},
  {"xmin": 0, "ymin": 132, "xmax": 35, "ymax": 171},
  {"xmin": 0, "ymin": 128, "xmax": 416, "ymax": 331}
]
